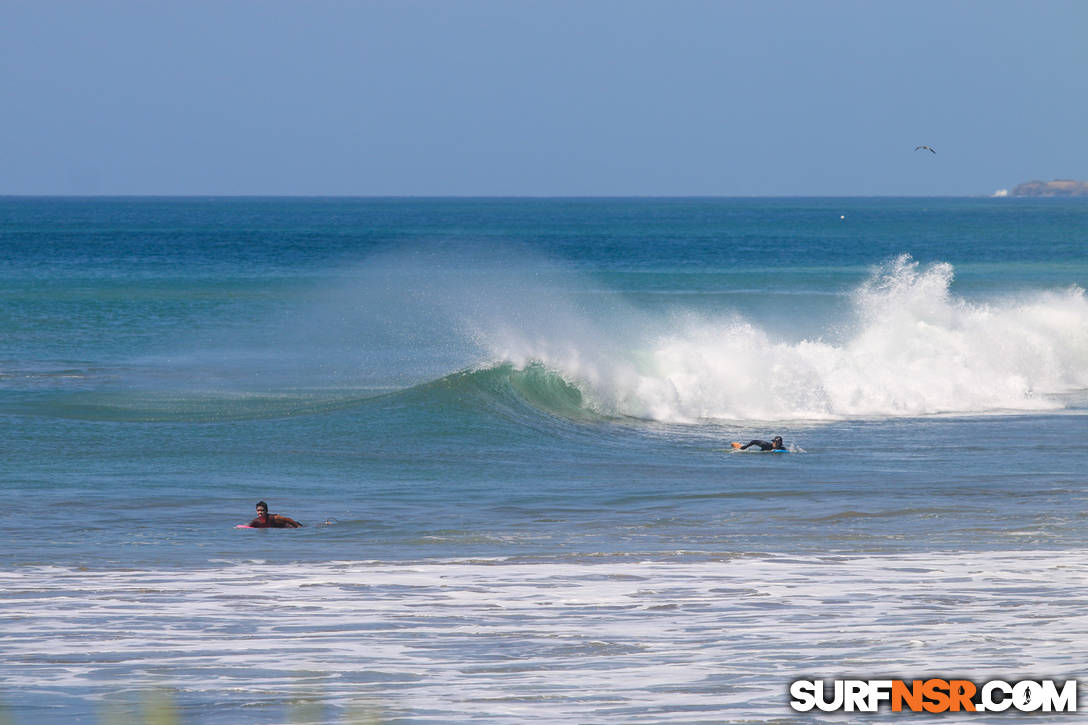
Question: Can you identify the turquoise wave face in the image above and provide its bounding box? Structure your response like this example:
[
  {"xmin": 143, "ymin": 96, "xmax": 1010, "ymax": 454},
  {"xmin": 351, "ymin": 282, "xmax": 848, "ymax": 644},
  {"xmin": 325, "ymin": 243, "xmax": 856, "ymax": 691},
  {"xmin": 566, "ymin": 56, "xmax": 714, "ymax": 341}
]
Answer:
[{"xmin": 0, "ymin": 362, "xmax": 596, "ymax": 426}]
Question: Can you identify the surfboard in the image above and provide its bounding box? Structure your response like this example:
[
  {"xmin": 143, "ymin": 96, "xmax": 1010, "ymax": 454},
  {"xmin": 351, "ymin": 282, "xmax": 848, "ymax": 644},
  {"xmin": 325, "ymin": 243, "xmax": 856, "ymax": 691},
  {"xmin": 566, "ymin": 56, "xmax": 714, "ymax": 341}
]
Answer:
[
  {"xmin": 732, "ymin": 448, "xmax": 789, "ymax": 453},
  {"xmin": 235, "ymin": 522, "xmax": 310, "ymax": 528}
]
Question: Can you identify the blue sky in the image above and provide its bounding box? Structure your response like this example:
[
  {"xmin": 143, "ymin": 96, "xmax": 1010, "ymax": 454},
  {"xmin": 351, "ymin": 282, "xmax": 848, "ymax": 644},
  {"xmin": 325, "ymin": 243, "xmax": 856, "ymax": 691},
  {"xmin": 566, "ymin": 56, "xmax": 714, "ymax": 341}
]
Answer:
[{"xmin": 2, "ymin": 0, "xmax": 1085, "ymax": 196}]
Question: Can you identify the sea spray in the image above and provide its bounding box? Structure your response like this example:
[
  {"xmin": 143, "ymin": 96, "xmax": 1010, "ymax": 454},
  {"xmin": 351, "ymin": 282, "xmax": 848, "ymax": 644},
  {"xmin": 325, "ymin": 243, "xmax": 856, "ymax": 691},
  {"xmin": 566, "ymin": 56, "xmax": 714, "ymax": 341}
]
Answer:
[{"xmin": 119, "ymin": 244, "xmax": 1088, "ymax": 424}]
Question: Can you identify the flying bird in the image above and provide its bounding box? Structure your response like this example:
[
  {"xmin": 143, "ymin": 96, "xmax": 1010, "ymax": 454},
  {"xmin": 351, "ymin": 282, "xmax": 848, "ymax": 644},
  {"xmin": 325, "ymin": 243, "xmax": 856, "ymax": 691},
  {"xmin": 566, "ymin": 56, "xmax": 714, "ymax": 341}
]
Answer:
[{"xmin": 915, "ymin": 145, "xmax": 936, "ymax": 154}]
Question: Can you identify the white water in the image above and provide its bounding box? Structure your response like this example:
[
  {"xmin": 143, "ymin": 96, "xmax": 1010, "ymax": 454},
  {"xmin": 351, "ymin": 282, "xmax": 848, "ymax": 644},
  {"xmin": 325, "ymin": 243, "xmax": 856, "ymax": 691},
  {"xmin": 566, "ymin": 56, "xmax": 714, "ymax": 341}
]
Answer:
[
  {"xmin": 485, "ymin": 256, "xmax": 1088, "ymax": 422},
  {"xmin": 4, "ymin": 551, "xmax": 1086, "ymax": 723}
]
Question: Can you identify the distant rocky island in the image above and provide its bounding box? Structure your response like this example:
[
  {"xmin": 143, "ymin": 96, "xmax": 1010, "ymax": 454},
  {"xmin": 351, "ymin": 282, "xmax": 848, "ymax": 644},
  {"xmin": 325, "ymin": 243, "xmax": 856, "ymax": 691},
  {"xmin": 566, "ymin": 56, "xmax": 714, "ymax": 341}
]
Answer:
[{"xmin": 1006, "ymin": 179, "xmax": 1088, "ymax": 197}]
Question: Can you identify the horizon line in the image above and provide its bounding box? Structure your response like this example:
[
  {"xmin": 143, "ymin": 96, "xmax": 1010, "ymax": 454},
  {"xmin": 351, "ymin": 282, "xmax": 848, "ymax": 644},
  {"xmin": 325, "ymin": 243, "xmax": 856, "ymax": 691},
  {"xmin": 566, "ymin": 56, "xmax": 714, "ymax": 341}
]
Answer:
[{"xmin": 0, "ymin": 193, "xmax": 1024, "ymax": 200}]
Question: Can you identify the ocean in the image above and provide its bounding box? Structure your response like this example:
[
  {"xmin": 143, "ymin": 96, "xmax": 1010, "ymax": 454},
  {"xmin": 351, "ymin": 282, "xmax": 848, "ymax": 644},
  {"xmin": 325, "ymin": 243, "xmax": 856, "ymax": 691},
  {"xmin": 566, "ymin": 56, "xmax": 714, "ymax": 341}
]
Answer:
[{"xmin": 2, "ymin": 197, "xmax": 1086, "ymax": 723}]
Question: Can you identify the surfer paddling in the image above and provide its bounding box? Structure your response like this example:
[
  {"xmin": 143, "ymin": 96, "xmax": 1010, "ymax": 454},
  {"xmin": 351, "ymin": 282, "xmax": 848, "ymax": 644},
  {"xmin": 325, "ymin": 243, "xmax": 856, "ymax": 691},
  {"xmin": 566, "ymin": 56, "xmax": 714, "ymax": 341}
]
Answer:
[
  {"xmin": 248, "ymin": 500, "xmax": 303, "ymax": 528},
  {"xmin": 731, "ymin": 436, "xmax": 787, "ymax": 451}
]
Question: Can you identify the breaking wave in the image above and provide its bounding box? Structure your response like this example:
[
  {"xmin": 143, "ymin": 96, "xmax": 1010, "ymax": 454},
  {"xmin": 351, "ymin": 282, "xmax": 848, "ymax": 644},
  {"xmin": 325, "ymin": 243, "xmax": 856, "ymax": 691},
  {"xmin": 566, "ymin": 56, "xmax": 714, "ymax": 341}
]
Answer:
[
  {"xmin": 9, "ymin": 254, "xmax": 1086, "ymax": 426},
  {"xmin": 475, "ymin": 255, "xmax": 1088, "ymax": 422}
]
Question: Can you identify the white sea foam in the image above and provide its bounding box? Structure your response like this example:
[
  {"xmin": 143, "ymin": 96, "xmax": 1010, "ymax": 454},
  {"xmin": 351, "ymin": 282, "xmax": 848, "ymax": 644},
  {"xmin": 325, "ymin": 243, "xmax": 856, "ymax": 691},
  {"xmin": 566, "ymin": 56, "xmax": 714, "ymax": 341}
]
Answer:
[
  {"xmin": 2, "ymin": 551, "xmax": 1086, "ymax": 723},
  {"xmin": 483, "ymin": 255, "xmax": 1088, "ymax": 422}
]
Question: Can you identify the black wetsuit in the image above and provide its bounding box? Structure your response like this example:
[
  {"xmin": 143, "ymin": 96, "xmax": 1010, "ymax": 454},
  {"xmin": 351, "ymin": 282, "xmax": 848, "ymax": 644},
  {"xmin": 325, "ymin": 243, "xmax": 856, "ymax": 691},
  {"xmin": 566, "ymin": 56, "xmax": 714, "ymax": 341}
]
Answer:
[{"xmin": 740, "ymin": 439, "xmax": 784, "ymax": 451}]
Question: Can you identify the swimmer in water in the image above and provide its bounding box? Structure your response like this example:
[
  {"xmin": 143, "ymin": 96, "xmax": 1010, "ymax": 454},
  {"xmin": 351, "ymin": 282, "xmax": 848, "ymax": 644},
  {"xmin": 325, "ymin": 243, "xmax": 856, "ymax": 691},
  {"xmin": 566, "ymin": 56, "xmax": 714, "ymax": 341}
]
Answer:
[{"xmin": 247, "ymin": 500, "xmax": 303, "ymax": 528}]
